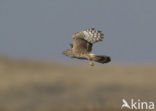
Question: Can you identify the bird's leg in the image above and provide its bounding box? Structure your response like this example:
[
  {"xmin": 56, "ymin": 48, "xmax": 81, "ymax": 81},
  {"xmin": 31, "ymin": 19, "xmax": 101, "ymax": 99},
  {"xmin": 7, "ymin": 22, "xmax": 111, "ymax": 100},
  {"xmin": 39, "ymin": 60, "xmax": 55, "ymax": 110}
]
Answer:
[{"xmin": 88, "ymin": 58, "xmax": 94, "ymax": 66}]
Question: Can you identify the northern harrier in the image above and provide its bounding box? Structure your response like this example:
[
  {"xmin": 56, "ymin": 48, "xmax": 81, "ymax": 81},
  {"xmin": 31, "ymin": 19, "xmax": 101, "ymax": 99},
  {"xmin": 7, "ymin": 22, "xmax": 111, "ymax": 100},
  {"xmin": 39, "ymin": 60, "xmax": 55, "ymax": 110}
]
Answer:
[{"xmin": 63, "ymin": 28, "xmax": 111, "ymax": 66}]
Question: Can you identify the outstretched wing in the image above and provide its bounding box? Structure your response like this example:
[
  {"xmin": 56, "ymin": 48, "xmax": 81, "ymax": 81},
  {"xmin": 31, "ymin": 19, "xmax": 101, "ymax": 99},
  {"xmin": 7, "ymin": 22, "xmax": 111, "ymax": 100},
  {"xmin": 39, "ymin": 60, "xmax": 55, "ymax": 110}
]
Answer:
[
  {"xmin": 72, "ymin": 28, "xmax": 104, "ymax": 53},
  {"xmin": 82, "ymin": 28, "xmax": 104, "ymax": 43}
]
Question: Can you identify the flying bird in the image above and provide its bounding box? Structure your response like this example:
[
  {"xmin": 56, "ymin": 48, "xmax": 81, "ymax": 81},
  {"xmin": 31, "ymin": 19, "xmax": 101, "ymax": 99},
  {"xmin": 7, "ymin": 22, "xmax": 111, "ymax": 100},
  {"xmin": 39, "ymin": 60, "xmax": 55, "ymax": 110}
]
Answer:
[{"xmin": 63, "ymin": 28, "xmax": 111, "ymax": 66}]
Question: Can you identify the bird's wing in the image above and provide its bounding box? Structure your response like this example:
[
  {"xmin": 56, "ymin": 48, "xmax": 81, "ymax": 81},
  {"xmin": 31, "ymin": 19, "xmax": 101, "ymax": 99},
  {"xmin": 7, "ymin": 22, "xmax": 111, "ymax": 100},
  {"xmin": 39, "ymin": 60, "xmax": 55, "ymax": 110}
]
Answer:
[
  {"xmin": 72, "ymin": 37, "xmax": 91, "ymax": 54},
  {"xmin": 72, "ymin": 28, "xmax": 104, "ymax": 52},
  {"xmin": 73, "ymin": 28, "xmax": 104, "ymax": 44}
]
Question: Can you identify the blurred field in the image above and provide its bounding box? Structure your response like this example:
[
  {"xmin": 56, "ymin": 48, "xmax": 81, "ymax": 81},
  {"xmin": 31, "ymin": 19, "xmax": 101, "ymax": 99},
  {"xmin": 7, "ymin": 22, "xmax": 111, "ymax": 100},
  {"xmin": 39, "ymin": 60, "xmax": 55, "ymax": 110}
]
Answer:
[{"xmin": 0, "ymin": 56, "xmax": 155, "ymax": 111}]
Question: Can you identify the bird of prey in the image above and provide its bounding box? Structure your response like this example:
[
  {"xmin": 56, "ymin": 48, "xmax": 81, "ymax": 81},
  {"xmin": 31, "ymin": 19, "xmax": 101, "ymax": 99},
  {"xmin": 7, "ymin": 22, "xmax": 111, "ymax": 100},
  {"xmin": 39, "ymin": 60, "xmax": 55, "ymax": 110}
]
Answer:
[{"xmin": 63, "ymin": 28, "xmax": 111, "ymax": 66}]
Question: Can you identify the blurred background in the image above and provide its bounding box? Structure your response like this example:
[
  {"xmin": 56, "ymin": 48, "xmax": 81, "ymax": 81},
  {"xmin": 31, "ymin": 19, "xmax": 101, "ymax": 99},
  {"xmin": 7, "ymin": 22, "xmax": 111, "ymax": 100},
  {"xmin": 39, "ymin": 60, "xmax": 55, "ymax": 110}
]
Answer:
[{"xmin": 0, "ymin": 0, "xmax": 156, "ymax": 111}]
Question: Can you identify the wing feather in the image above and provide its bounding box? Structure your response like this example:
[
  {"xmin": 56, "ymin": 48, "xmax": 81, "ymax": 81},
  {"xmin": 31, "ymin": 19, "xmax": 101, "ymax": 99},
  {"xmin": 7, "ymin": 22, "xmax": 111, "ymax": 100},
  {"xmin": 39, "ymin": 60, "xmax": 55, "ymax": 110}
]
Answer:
[
  {"xmin": 72, "ymin": 28, "xmax": 104, "ymax": 54},
  {"xmin": 73, "ymin": 28, "xmax": 104, "ymax": 44}
]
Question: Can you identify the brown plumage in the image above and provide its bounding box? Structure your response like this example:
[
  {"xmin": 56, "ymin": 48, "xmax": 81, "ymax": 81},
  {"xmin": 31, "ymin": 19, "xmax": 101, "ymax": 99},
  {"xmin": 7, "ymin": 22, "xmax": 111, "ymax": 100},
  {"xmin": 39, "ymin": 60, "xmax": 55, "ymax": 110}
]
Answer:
[{"xmin": 63, "ymin": 28, "xmax": 111, "ymax": 66}]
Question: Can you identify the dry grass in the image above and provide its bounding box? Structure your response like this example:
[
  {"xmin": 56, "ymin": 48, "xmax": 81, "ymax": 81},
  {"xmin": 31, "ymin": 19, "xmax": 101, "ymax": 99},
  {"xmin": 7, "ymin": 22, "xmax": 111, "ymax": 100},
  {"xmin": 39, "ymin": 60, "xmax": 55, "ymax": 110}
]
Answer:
[{"xmin": 0, "ymin": 56, "xmax": 155, "ymax": 111}]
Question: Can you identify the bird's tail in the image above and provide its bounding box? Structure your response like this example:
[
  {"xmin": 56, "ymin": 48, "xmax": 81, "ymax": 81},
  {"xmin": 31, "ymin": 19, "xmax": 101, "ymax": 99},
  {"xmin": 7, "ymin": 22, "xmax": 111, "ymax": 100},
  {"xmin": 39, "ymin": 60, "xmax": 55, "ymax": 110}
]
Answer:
[{"xmin": 91, "ymin": 55, "xmax": 111, "ymax": 64}]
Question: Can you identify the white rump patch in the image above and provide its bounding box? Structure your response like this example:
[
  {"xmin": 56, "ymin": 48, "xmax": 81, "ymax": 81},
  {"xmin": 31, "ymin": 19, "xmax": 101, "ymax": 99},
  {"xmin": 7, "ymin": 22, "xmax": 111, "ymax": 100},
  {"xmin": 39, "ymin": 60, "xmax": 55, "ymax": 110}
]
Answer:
[{"xmin": 89, "ymin": 53, "xmax": 95, "ymax": 57}]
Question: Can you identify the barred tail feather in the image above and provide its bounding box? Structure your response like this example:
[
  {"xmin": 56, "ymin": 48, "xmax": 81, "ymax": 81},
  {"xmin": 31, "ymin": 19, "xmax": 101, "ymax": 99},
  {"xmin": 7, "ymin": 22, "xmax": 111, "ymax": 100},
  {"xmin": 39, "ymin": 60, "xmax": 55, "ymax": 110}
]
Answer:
[{"xmin": 91, "ymin": 55, "xmax": 111, "ymax": 64}]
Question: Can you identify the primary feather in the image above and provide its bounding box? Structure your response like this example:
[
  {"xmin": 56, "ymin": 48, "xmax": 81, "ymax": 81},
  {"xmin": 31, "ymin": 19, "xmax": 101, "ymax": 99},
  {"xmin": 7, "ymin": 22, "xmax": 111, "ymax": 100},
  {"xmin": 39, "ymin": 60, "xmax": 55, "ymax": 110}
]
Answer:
[
  {"xmin": 82, "ymin": 28, "xmax": 104, "ymax": 44},
  {"xmin": 72, "ymin": 28, "xmax": 104, "ymax": 44}
]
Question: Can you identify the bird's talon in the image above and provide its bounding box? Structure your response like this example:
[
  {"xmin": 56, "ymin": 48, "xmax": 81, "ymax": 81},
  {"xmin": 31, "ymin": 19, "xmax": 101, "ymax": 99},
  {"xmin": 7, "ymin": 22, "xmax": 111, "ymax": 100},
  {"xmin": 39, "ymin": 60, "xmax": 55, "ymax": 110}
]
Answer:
[{"xmin": 89, "ymin": 62, "xmax": 94, "ymax": 66}]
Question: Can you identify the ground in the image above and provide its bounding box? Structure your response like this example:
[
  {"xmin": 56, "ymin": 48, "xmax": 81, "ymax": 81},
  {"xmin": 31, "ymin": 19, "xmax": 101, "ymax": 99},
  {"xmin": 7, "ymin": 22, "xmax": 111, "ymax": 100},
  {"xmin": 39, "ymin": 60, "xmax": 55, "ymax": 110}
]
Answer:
[{"xmin": 0, "ymin": 56, "xmax": 155, "ymax": 111}]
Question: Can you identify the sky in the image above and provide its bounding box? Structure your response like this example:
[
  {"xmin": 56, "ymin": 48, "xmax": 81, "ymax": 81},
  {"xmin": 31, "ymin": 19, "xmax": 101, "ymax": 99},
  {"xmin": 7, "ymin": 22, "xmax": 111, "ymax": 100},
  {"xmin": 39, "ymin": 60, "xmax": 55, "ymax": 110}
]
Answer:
[{"xmin": 0, "ymin": 0, "xmax": 156, "ymax": 63}]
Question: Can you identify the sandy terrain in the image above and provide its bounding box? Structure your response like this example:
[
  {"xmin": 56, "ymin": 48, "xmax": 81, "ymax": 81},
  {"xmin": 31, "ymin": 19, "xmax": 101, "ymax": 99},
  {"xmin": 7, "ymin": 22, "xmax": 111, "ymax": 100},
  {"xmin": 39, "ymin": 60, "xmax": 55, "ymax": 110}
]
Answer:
[{"xmin": 0, "ymin": 56, "xmax": 155, "ymax": 111}]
